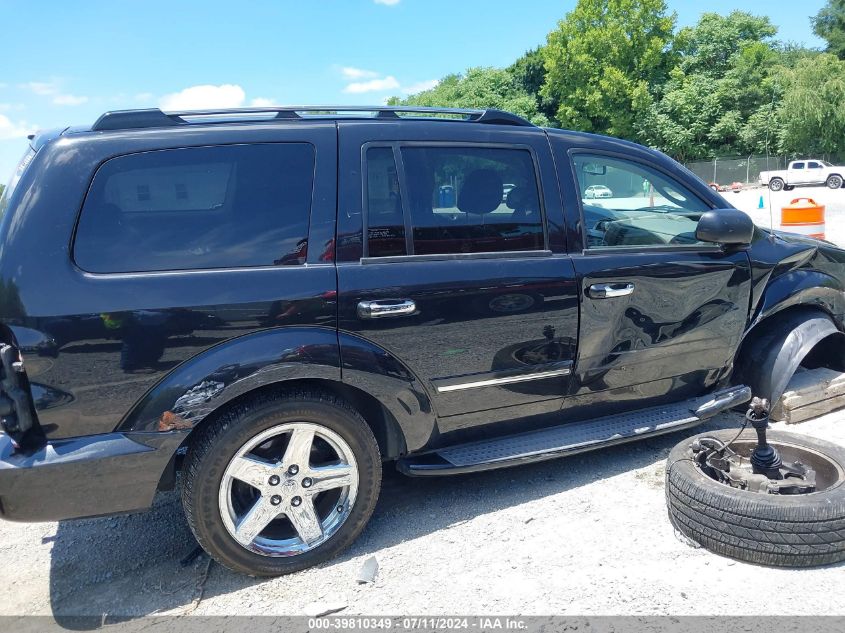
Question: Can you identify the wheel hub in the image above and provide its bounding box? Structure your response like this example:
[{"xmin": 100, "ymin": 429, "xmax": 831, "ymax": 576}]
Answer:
[
  {"xmin": 217, "ymin": 422, "xmax": 359, "ymax": 556},
  {"xmin": 690, "ymin": 397, "xmax": 818, "ymax": 495}
]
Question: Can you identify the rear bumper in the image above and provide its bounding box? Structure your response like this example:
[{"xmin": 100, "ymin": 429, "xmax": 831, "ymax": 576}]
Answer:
[{"xmin": 0, "ymin": 430, "xmax": 188, "ymax": 522}]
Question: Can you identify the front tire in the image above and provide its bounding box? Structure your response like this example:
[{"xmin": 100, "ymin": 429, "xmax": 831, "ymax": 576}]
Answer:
[
  {"xmin": 827, "ymin": 174, "xmax": 843, "ymax": 189},
  {"xmin": 666, "ymin": 429, "xmax": 845, "ymax": 568},
  {"xmin": 182, "ymin": 389, "xmax": 381, "ymax": 576}
]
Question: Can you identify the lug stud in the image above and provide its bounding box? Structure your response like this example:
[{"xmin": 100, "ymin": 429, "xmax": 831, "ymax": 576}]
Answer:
[
  {"xmin": 291, "ymin": 496, "xmax": 302, "ymax": 507},
  {"xmin": 302, "ymin": 477, "xmax": 313, "ymax": 488},
  {"xmin": 337, "ymin": 505, "xmax": 344, "ymax": 513},
  {"xmin": 268, "ymin": 475, "xmax": 280, "ymax": 486},
  {"xmin": 270, "ymin": 495, "xmax": 282, "ymax": 506},
  {"xmin": 288, "ymin": 465, "xmax": 299, "ymax": 476}
]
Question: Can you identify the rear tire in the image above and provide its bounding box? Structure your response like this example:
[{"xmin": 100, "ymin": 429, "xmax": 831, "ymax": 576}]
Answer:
[
  {"xmin": 769, "ymin": 178, "xmax": 785, "ymax": 192},
  {"xmin": 182, "ymin": 389, "xmax": 381, "ymax": 576},
  {"xmin": 666, "ymin": 429, "xmax": 845, "ymax": 567}
]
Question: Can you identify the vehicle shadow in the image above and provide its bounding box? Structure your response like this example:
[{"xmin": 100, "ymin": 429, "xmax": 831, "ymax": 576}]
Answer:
[{"xmin": 48, "ymin": 414, "xmax": 744, "ymax": 627}]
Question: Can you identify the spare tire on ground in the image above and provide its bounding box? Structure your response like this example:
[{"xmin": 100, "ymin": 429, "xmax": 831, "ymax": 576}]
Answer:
[{"xmin": 665, "ymin": 428, "xmax": 845, "ymax": 567}]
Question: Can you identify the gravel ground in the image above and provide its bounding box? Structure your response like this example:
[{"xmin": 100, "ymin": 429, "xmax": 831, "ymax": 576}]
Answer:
[
  {"xmin": 2, "ymin": 184, "xmax": 845, "ymax": 622},
  {"xmin": 1, "ymin": 410, "xmax": 844, "ymax": 621}
]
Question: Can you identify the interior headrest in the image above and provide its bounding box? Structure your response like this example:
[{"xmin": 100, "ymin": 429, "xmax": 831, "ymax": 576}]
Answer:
[
  {"xmin": 457, "ymin": 169, "xmax": 503, "ymax": 214},
  {"xmin": 506, "ymin": 186, "xmax": 534, "ymax": 210}
]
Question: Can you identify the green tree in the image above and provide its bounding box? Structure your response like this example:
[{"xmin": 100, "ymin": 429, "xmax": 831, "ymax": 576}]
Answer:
[
  {"xmin": 638, "ymin": 12, "xmax": 780, "ymax": 161},
  {"xmin": 388, "ymin": 66, "xmax": 550, "ymax": 126},
  {"xmin": 813, "ymin": 0, "xmax": 845, "ymax": 59},
  {"xmin": 507, "ymin": 47, "xmax": 557, "ymax": 123},
  {"xmin": 776, "ymin": 53, "xmax": 845, "ymax": 156},
  {"xmin": 540, "ymin": 0, "xmax": 676, "ymax": 139}
]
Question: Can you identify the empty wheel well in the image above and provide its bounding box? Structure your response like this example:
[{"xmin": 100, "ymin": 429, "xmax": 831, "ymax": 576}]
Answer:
[
  {"xmin": 159, "ymin": 379, "xmax": 407, "ymax": 491},
  {"xmin": 733, "ymin": 306, "xmax": 845, "ymax": 404}
]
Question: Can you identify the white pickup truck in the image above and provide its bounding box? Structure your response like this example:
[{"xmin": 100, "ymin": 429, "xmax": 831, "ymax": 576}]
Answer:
[{"xmin": 759, "ymin": 160, "xmax": 845, "ymax": 191}]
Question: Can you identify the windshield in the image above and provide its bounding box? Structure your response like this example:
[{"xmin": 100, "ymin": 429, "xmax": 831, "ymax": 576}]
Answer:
[{"xmin": 0, "ymin": 146, "xmax": 35, "ymax": 220}]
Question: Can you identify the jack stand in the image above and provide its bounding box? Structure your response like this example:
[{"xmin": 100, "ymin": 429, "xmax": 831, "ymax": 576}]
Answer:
[{"xmin": 747, "ymin": 397, "xmax": 783, "ymax": 479}]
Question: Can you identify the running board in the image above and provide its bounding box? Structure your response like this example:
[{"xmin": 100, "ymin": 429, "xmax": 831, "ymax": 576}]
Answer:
[{"xmin": 397, "ymin": 385, "xmax": 751, "ymax": 476}]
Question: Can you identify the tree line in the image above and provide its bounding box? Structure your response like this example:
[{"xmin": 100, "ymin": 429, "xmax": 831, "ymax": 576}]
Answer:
[{"xmin": 388, "ymin": 0, "xmax": 845, "ymax": 163}]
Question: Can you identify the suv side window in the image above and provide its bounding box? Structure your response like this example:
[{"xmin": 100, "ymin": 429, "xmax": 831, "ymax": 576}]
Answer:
[
  {"xmin": 365, "ymin": 147, "xmax": 407, "ymax": 258},
  {"xmin": 74, "ymin": 143, "xmax": 314, "ymax": 273},
  {"xmin": 573, "ymin": 153, "xmax": 709, "ymax": 249},
  {"xmin": 364, "ymin": 145, "xmax": 544, "ymax": 257}
]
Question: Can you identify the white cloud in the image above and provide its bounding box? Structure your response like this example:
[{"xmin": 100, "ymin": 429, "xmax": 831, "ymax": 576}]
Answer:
[
  {"xmin": 250, "ymin": 97, "xmax": 275, "ymax": 107},
  {"xmin": 21, "ymin": 81, "xmax": 89, "ymax": 106},
  {"xmin": 23, "ymin": 81, "xmax": 58, "ymax": 96},
  {"xmin": 402, "ymin": 79, "xmax": 439, "ymax": 95},
  {"xmin": 341, "ymin": 67, "xmax": 379, "ymax": 80},
  {"xmin": 344, "ymin": 76, "xmax": 401, "ymax": 94},
  {"xmin": 0, "ymin": 115, "xmax": 35, "ymax": 141},
  {"xmin": 374, "ymin": 0, "xmax": 400, "ymax": 5},
  {"xmin": 52, "ymin": 94, "xmax": 88, "ymax": 106},
  {"xmin": 159, "ymin": 84, "xmax": 246, "ymax": 111}
]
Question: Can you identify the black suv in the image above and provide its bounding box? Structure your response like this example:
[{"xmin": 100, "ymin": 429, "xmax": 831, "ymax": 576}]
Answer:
[{"xmin": 0, "ymin": 106, "xmax": 843, "ymax": 576}]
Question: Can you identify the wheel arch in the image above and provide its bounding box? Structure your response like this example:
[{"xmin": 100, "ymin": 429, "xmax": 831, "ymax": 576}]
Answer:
[
  {"xmin": 733, "ymin": 305, "xmax": 845, "ymax": 406},
  {"xmin": 116, "ymin": 326, "xmax": 424, "ymax": 462},
  {"xmin": 155, "ymin": 377, "xmax": 409, "ymax": 493}
]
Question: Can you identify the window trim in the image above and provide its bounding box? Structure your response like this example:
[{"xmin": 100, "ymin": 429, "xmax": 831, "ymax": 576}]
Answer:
[
  {"xmin": 361, "ymin": 141, "xmax": 549, "ymax": 261},
  {"xmin": 567, "ymin": 148, "xmax": 719, "ymax": 254},
  {"xmin": 71, "ymin": 141, "xmax": 317, "ymax": 275}
]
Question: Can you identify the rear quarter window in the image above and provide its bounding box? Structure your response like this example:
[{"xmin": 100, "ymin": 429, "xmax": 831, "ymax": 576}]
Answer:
[{"xmin": 74, "ymin": 143, "xmax": 314, "ymax": 273}]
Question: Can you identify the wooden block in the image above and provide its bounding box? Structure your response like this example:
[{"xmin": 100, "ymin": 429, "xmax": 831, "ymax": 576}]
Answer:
[{"xmin": 771, "ymin": 367, "xmax": 845, "ymax": 424}]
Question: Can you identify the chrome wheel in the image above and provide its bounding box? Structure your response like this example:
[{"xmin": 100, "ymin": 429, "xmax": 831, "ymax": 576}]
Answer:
[
  {"xmin": 769, "ymin": 178, "xmax": 784, "ymax": 192},
  {"xmin": 218, "ymin": 422, "xmax": 359, "ymax": 556},
  {"xmin": 828, "ymin": 175, "xmax": 843, "ymax": 189}
]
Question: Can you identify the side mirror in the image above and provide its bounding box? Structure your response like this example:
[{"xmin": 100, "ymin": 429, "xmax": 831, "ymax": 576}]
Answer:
[{"xmin": 695, "ymin": 209, "xmax": 754, "ymax": 245}]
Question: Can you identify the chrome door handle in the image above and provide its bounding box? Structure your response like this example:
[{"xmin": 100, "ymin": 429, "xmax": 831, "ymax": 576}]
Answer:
[
  {"xmin": 357, "ymin": 299, "xmax": 417, "ymax": 319},
  {"xmin": 588, "ymin": 283, "xmax": 635, "ymax": 299}
]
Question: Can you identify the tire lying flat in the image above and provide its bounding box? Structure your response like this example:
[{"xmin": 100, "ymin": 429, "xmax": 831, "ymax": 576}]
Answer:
[{"xmin": 666, "ymin": 429, "xmax": 845, "ymax": 568}]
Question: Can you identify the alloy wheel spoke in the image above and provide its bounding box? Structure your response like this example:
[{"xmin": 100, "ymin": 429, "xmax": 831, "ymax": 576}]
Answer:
[
  {"xmin": 286, "ymin": 497, "xmax": 323, "ymax": 545},
  {"xmin": 283, "ymin": 427, "xmax": 315, "ymax": 469},
  {"xmin": 306, "ymin": 463, "xmax": 354, "ymax": 494},
  {"xmin": 228, "ymin": 455, "xmax": 277, "ymax": 490},
  {"xmin": 235, "ymin": 497, "xmax": 280, "ymax": 544}
]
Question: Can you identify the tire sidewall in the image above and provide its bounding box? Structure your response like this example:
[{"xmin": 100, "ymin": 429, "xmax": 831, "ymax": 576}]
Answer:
[{"xmin": 185, "ymin": 396, "xmax": 381, "ymax": 576}]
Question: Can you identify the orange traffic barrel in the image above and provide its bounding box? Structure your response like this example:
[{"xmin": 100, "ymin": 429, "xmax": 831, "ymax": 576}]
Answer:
[{"xmin": 781, "ymin": 198, "xmax": 825, "ymax": 239}]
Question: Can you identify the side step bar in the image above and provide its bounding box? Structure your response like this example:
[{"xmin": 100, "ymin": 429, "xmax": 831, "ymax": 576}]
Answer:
[{"xmin": 397, "ymin": 385, "xmax": 751, "ymax": 476}]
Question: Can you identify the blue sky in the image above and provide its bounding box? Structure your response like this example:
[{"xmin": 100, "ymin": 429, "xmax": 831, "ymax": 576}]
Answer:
[{"xmin": 0, "ymin": 0, "xmax": 827, "ymax": 178}]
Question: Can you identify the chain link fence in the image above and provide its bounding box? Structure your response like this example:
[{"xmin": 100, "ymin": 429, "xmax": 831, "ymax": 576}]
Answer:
[
  {"xmin": 684, "ymin": 156, "xmax": 789, "ymax": 186},
  {"xmin": 685, "ymin": 154, "xmax": 845, "ymax": 186}
]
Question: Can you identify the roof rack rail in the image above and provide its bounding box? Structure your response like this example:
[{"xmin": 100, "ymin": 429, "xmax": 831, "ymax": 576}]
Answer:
[{"xmin": 90, "ymin": 106, "xmax": 535, "ymax": 132}]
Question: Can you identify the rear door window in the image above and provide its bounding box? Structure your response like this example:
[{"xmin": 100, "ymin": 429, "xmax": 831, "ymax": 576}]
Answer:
[
  {"xmin": 74, "ymin": 143, "xmax": 314, "ymax": 273},
  {"xmin": 365, "ymin": 147, "xmax": 407, "ymax": 258},
  {"xmin": 363, "ymin": 145, "xmax": 545, "ymax": 257}
]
